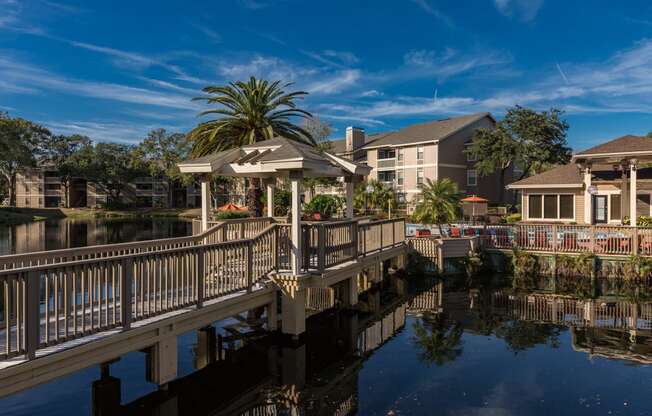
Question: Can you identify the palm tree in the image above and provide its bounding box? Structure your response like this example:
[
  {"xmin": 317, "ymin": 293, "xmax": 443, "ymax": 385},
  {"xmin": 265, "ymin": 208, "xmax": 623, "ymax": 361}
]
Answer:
[
  {"xmin": 413, "ymin": 178, "xmax": 461, "ymax": 235},
  {"xmin": 354, "ymin": 180, "xmax": 395, "ymax": 217},
  {"xmin": 187, "ymin": 77, "xmax": 314, "ymax": 215},
  {"xmin": 411, "ymin": 312, "xmax": 464, "ymax": 366}
]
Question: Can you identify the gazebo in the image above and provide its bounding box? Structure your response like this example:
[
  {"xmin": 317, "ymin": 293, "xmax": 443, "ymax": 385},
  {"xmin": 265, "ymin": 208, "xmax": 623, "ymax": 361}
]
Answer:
[{"xmin": 178, "ymin": 137, "xmax": 371, "ymax": 275}]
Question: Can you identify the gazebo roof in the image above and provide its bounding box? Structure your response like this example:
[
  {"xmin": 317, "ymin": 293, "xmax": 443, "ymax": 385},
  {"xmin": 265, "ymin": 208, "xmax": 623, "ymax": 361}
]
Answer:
[{"xmin": 178, "ymin": 136, "xmax": 371, "ymax": 178}]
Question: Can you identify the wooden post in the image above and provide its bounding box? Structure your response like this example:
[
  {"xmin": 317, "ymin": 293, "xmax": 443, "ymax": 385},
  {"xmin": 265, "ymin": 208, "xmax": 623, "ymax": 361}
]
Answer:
[
  {"xmin": 351, "ymin": 221, "xmax": 359, "ymax": 259},
  {"xmin": 197, "ymin": 248, "xmax": 205, "ymax": 308},
  {"xmin": 266, "ymin": 179, "xmax": 275, "ymax": 218},
  {"xmin": 200, "ymin": 176, "xmax": 210, "ymax": 232},
  {"xmin": 590, "ymin": 225, "xmax": 596, "ymax": 252},
  {"xmin": 344, "ymin": 177, "xmax": 355, "ymax": 218},
  {"xmin": 630, "ymin": 160, "xmax": 637, "ymax": 227},
  {"xmin": 121, "ymin": 258, "xmax": 133, "ymax": 330},
  {"xmin": 26, "ymin": 270, "xmax": 40, "ymax": 359},
  {"xmin": 552, "ymin": 224, "xmax": 558, "ymax": 253},
  {"xmin": 289, "ymin": 171, "xmax": 303, "ymax": 275},
  {"xmin": 379, "ymin": 222, "xmax": 384, "ymax": 252},
  {"xmin": 317, "ymin": 225, "xmax": 326, "ymax": 272},
  {"xmin": 633, "ymin": 226, "xmax": 639, "ymax": 256}
]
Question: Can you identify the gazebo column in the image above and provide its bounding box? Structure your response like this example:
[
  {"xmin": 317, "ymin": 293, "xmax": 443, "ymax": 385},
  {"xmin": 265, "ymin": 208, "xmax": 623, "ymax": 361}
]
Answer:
[
  {"xmin": 344, "ymin": 176, "xmax": 355, "ymax": 218},
  {"xmin": 290, "ymin": 171, "xmax": 303, "ymax": 275},
  {"xmin": 200, "ymin": 174, "xmax": 211, "ymax": 232},
  {"xmin": 621, "ymin": 162, "xmax": 629, "ymax": 224},
  {"xmin": 630, "ymin": 160, "xmax": 638, "ymax": 227},
  {"xmin": 264, "ymin": 178, "xmax": 275, "ymax": 218},
  {"xmin": 583, "ymin": 165, "xmax": 592, "ymax": 225}
]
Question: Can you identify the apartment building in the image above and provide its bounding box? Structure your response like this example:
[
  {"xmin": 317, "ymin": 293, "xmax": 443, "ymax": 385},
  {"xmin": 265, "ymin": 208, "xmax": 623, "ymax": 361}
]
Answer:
[
  {"xmin": 15, "ymin": 168, "xmax": 203, "ymax": 209},
  {"xmin": 362, "ymin": 113, "xmax": 512, "ymax": 206}
]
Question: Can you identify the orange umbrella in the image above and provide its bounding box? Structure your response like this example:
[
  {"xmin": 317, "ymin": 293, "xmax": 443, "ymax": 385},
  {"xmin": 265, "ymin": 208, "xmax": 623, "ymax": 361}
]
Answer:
[
  {"xmin": 461, "ymin": 195, "xmax": 488, "ymax": 203},
  {"xmin": 217, "ymin": 203, "xmax": 248, "ymax": 212}
]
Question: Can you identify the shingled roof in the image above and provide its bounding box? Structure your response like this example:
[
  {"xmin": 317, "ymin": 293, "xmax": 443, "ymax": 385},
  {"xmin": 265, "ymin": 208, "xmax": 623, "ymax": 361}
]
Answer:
[
  {"xmin": 361, "ymin": 113, "xmax": 494, "ymax": 149},
  {"xmin": 328, "ymin": 132, "xmax": 393, "ymax": 154},
  {"xmin": 506, "ymin": 164, "xmax": 583, "ymax": 189},
  {"xmin": 575, "ymin": 135, "xmax": 652, "ymax": 156}
]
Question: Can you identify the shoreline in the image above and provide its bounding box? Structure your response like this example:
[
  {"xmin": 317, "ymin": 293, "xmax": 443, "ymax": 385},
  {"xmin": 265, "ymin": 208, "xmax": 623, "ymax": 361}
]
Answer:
[{"xmin": 0, "ymin": 207, "xmax": 201, "ymax": 226}]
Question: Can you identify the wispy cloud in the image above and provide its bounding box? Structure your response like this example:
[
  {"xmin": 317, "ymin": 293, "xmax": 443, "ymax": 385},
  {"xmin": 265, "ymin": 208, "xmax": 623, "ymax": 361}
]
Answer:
[
  {"xmin": 555, "ymin": 62, "xmax": 569, "ymax": 84},
  {"xmin": 410, "ymin": 0, "xmax": 455, "ymax": 28},
  {"xmin": 300, "ymin": 49, "xmax": 360, "ymax": 68},
  {"xmin": 305, "ymin": 70, "xmax": 361, "ymax": 95},
  {"xmin": 191, "ymin": 23, "xmax": 222, "ymax": 43},
  {"xmin": 493, "ymin": 0, "xmax": 544, "ymax": 22},
  {"xmin": 0, "ymin": 55, "xmax": 199, "ymax": 110},
  {"xmin": 361, "ymin": 89, "xmax": 383, "ymax": 98},
  {"xmin": 44, "ymin": 120, "xmax": 184, "ymax": 143}
]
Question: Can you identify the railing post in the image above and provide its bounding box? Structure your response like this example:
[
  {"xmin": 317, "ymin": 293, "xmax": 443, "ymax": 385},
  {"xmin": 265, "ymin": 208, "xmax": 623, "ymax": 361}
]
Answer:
[
  {"xmin": 633, "ymin": 226, "xmax": 639, "ymax": 256},
  {"xmin": 379, "ymin": 222, "xmax": 384, "ymax": 252},
  {"xmin": 121, "ymin": 258, "xmax": 133, "ymax": 330},
  {"xmin": 240, "ymin": 222, "xmax": 245, "ymax": 239},
  {"xmin": 246, "ymin": 241, "xmax": 253, "ymax": 292},
  {"xmin": 26, "ymin": 270, "xmax": 40, "ymax": 359},
  {"xmin": 317, "ymin": 225, "xmax": 326, "ymax": 272},
  {"xmin": 552, "ymin": 224, "xmax": 558, "ymax": 253},
  {"xmin": 273, "ymin": 225, "xmax": 278, "ymax": 271},
  {"xmin": 197, "ymin": 247, "xmax": 205, "ymax": 308},
  {"xmin": 392, "ymin": 219, "xmax": 396, "ymax": 246},
  {"xmin": 351, "ymin": 221, "xmax": 359, "ymax": 260},
  {"xmin": 590, "ymin": 225, "xmax": 596, "ymax": 253}
]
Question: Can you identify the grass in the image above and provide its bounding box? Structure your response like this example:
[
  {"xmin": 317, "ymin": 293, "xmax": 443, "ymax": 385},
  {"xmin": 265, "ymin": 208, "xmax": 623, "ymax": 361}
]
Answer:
[{"xmin": 0, "ymin": 207, "xmax": 201, "ymax": 225}]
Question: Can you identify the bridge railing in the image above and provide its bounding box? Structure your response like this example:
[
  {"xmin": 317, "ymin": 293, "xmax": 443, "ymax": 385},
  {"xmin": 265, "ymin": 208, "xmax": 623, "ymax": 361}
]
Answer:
[{"xmin": 0, "ymin": 217, "xmax": 275, "ymax": 271}]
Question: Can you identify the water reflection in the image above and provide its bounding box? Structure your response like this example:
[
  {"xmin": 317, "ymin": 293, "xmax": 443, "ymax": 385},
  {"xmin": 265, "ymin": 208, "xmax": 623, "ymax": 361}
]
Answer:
[{"xmin": 0, "ymin": 218, "xmax": 192, "ymax": 255}]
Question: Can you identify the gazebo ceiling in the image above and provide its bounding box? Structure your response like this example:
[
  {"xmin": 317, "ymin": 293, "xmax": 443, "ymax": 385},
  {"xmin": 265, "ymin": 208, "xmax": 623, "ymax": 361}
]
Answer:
[{"xmin": 178, "ymin": 136, "xmax": 371, "ymax": 178}]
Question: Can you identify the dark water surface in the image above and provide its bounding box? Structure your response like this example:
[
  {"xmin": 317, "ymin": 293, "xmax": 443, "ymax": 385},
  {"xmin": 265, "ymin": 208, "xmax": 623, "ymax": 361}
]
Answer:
[
  {"xmin": 3, "ymin": 274, "xmax": 652, "ymax": 415},
  {"xmin": 0, "ymin": 217, "xmax": 192, "ymax": 255}
]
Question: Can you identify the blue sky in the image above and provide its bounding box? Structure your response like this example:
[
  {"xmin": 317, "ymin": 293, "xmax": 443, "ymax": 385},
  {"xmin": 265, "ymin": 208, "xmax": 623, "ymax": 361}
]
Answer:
[{"xmin": 2, "ymin": 0, "xmax": 652, "ymax": 150}]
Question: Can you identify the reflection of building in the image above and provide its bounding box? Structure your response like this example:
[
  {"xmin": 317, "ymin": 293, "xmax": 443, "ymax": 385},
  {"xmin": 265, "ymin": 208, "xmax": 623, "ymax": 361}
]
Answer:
[{"xmin": 15, "ymin": 167, "xmax": 204, "ymax": 208}]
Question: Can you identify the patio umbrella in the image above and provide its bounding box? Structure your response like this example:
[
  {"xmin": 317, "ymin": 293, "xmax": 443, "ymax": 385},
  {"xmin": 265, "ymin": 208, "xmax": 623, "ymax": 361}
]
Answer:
[
  {"xmin": 217, "ymin": 203, "xmax": 248, "ymax": 212},
  {"xmin": 461, "ymin": 195, "xmax": 488, "ymax": 220}
]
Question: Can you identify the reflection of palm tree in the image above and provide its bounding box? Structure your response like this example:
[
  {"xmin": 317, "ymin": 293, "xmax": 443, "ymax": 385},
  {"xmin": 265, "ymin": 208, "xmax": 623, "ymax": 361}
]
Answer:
[
  {"xmin": 494, "ymin": 320, "xmax": 562, "ymax": 354},
  {"xmin": 411, "ymin": 312, "xmax": 463, "ymax": 366}
]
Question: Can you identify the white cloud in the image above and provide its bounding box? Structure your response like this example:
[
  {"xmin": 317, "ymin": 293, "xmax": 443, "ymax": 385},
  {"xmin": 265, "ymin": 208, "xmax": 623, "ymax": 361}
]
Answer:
[
  {"xmin": 410, "ymin": 0, "xmax": 455, "ymax": 28},
  {"xmin": 493, "ymin": 0, "xmax": 544, "ymax": 22},
  {"xmin": 43, "ymin": 120, "xmax": 183, "ymax": 143},
  {"xmin": 192, "ymin": 23, "xmax": 222, "ymax": 43},
  {"xmin": 361, "ymin": 89, "xmax": 383, "ymax": 97},
  {"xmin": 305, "ymin": 69, "xmax": 361, "ymax": 95}
]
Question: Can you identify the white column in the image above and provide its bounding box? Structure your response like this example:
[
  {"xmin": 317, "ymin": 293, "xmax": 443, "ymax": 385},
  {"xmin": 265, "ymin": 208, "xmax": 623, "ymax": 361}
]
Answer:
[
  {"xmin": 290, "ymin": 171, "xmax": 303, "ymax": 275},
  {"xmin": 583, "ymin": 165, "xmax": 592, "ymax": 225},
  {"xmin": 345, "ymin": 177, "xmax": 355, "ymax": 218},
  {"xmin": 200, "ymin": 176, "xmax": 210, "ymax": 232},
  {"xmin": 630, "ymin": 160, "xmax": 638, "ymax": 227},
  {"xmin": 266, "ymin": 179, "xmax": 275, "ymax": 218}
]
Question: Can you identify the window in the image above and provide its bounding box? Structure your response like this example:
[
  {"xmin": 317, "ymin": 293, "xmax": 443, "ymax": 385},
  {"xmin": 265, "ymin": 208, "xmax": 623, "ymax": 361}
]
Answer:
[
  {"xmin": 416, "ymin": 145, "xmax": 424, "ymax": 160},
  {"xmin": 378, "ymin": 148, "xmax": 396, "ymax": 159},
  {"xmin": 559, "ymin": 195, "xmax": 574, "ymax": 219},
  {"xmin": 637, "ymin": 194, "xmax": 651, "ymax": 217},
  {"xmin": 378, "ymin": 171, "xmax": 396, "ymax": 183},
  {"xmin": 397, "ymin": 148, "xmax": 404, "ymax": 162},
  {"xmin": 528, "ymin": 194, "xmax": 574, "ymax": 220},
  {"xmin": 397, "ymin": 170, "xmax": 404, "ymax": 186},
  {"xmin": 465, "ymin": 144, "xmax": 477, "ymax": 162},
  {"xmin": 417, "ymin": 168, "xmax": 424, "ymax": 186},
  {"xmin": 610, "ymin": 194, "xmax": 621, "ymax": 221},
  {"xmin": 543, "ymin": 195, "xmax": 558, "ymax": 219},
  {"xmin": 467, "ymin": 170, "xmax": 477, "ymax": 187}
]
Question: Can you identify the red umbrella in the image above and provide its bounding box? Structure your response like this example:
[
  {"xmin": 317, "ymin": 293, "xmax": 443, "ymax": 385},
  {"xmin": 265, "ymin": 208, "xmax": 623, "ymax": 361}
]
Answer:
[
  {"xmin": 461, "ymin": 195, "xmax": 488, "ymax": 203},
  {"xmin": 217, "ymin": 203, "xmax": 248, "ymax": 212}
]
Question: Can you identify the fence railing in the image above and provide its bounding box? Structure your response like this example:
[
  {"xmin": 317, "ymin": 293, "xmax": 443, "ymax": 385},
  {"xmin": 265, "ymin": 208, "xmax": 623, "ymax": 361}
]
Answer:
[
  {"xmin": 0, "ymin": 217, "xmax": 275, "ymax": 271},
  {"xmin": 473, "ymin": 223, "xmax": 652, "ymax": 256}
]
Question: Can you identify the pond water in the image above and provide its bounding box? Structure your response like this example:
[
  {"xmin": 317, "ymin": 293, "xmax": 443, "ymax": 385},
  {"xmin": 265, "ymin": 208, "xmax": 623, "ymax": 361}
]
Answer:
[
  {"xmin": 3, "ymin": 274, "xmax": 652, "ymax": 415},
  {"xmin": 0, "ymin": 217, "xmax": 193, "ymax": 255}
]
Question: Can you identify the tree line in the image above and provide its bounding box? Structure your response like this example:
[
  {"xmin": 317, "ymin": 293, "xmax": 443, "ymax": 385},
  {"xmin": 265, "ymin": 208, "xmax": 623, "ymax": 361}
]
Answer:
[{"xmin": 0, "ymin": 112, "xmax": 190, "ymax": 207}]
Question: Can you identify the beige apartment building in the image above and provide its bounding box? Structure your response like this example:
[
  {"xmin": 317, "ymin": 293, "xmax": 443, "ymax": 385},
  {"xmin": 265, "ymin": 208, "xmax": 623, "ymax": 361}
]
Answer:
[
  {"xmin": 322, "ymin": 113, "xmax": 514, "ymax": 209},
  {"xmin": 15, "ymin": 168, "xmax": 203, "ymax": 209}
]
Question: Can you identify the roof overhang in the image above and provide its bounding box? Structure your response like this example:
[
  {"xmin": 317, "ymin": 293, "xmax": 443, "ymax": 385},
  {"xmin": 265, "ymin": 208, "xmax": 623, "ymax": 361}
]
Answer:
[
  {"xmin": 506, "ymin": 183, "xmax": 583, "ymax": 190},
  {"xmin": 572, "ymin": 150, "xmax": 652, "ymax": 164}
]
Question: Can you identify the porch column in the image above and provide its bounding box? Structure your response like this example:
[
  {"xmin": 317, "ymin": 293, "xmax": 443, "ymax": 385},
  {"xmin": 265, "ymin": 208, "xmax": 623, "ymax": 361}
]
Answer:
[
  {"xmin": 630, "ymin": 160, "xmax": 638, "ymax": 227},
  {"xmin": 344, "ymin": 176, "xmax": 355, "ymax": 218},
  {"xmin": 200, "ymin": 175, "xmax": 210, "ymax": 232},
  {"xmin": 583, "ymin": 165, "xmax": 592, "ymax": 225},
  {"xmin": 290, "ymin": 171, "xmax": 303, "ymax": 275},
  {"xmin": 621, "ymin": 162, "xmax": 628, "ymax": 224},
  {"xmin": 265, "ymin": 178, "xmax": 275, "ymax": 218}
]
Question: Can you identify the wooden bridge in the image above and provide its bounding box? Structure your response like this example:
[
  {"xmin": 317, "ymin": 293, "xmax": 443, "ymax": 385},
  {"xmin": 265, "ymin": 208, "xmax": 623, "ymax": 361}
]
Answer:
[{"xmin": 0, "ymin": 216, "xmax": 406, "ymax": 397}]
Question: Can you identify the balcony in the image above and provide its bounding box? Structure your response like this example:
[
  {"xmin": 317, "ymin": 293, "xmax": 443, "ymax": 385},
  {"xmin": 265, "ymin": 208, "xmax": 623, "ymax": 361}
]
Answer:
[{"xmin": 377, "ymin": 158, "xmax": 396, "ymax": 169}]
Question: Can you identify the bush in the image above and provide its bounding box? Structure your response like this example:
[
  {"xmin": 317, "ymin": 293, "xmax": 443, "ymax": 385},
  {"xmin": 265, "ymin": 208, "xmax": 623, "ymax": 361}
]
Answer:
[
  {"xmin": 304, "ymin": 195, "xmax": 343, "ymax": 219},
  {"xmin": 623, "ymin": 216, "xmax": 652, "ymax": 226},
  {"xmin": 214, "ymin": 210, "xmax": 251, "ymax": 220},
  {"xmin": 262, "ymin": 188, "xmax": 291, "ymax": 216},
  {"xmin": 505, "ymin": 213, "xmax": 521, "ymax": 223}
]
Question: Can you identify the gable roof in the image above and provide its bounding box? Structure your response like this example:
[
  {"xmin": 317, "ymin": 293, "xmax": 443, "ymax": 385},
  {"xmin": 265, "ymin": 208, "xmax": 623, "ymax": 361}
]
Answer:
[
  {"xmin": 575, "ymin": 135, "xmax": 652, "ymax": 157},
  {"xmin": 506, "ymin": 164, "xmax": 583, "ymax": 189},
  {"xmin": 361, "ymin": 113, "xmax": 494, "ymax": 150}
]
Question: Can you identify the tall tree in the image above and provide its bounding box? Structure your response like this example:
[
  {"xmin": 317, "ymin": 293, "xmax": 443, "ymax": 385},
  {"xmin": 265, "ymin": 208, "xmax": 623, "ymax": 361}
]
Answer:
[
  {"xmin": 187, "ymin": 77, "xmax": 314, "ymax": 215},
  {"xmin": 0, "ymin": 113, "xmax": 51, "ymax": 206},
  {"xmin": 465, "ymin": 106, "xmax": 571, "ymax": 202},
  {"xmin": 132, "ymin": 128, "xmax": 191, "ymax": 206},
  {"xmin": 41, "ymin": 134, "xmax": 92, "ymax": 207},
  {"xmin": 354, "ymin": 180, "xmax": 396, "ymax": 216},
  {"xmin": 413, "ymin": 178, "xmax": 461, "ymax": 235},
  {"xmin": 302, "ymin": 116, "xmax": 339, "ymax": 200}
]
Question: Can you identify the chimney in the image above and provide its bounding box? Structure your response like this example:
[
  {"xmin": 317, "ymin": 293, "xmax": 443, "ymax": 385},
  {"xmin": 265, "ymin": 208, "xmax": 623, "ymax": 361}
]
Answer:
[{"xmin": 346, "ymin": 126, "xmax": 365, "ymax": 153}]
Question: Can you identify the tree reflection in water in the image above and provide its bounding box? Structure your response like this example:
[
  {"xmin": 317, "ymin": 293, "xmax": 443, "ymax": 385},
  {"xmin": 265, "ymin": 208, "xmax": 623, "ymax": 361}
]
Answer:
[
  {"xmin": 411, "ymin": 311, "xmax": 463, "ymax": 366},
  {"xmin": 494, "ymin": 321, "xmax": 562, "ymax": 353}
]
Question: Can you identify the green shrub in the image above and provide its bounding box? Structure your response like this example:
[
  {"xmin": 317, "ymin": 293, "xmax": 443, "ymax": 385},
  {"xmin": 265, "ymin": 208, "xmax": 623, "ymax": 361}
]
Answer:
[
  {"xmin": 512, "ymin": 249, "xmax": 537, "ymax": 275},
  {"xmin": 623, "ymin": 216, "xmax": 652, "ymax": 226},
  {"xmin": 304, "ymin": 195, "xmax": 343, "ymax": 219},
  {"xmin": 262, "ymin": 188, "xmax": 291, "ymax": 216},
  {"xmin": 214, "ymin": 210, "xmax": 251, "ymax": 220},
  {"xmin": 505, "ymin": 213, "xmax": 521, "ymax": 223}
]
